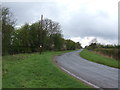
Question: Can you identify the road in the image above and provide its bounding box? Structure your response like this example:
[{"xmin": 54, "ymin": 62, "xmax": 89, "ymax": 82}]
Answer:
[{"xmin": 55, "ymin": 49, "xmax": 119, "ymax": 88}]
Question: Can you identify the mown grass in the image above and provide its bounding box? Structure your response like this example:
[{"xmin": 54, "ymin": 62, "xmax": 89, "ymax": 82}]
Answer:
[
  {"xmin": 3, "ymin": 51, "xmax": 91, "ymax": 88},
  {"xmin": 80, "ymin": 49, "xmax": 119, "ymax": 69}
]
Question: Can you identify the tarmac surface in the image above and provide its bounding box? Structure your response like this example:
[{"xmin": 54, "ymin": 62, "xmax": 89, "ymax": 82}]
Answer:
[{"xmin": 56, "ymin": 49, "xmax": 119, "ymax": 88}]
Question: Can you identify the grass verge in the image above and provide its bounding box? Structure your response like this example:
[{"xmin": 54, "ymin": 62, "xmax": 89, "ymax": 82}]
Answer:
[
  {"xmin": 80, "ymin": 49, "xmax": 119, "ymax": 69},
  {"xmin": 3, "ymin": 51, "xmax": 91, "ymax": 88}
]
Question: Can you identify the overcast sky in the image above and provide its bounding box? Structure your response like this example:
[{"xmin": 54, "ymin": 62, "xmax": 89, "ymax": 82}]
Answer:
[{"xmin": 2, "ymin": 0, "xmax": 119, "ymax": 47}]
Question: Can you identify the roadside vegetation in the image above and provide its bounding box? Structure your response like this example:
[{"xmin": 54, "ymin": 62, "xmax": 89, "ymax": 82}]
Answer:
[
  {"xmin": 3, "ymin": 51, "xmax": 91, "ymax": 88},
  {"xmin": 80, "ymin": 49, "xmax": 119, "ymax": 68},
  {"xmin": 81, "ymin": 38, "xmax": 120, "ymax": 68},
  {"xmin": 93, "ymin": 48, "xmax": 119, "ymax": 60},
  {"xmin": 2, "ymin": 7, "xmax": 82, "ymax": 56},
  {"xmin": 2, "ymin": 7, "xmax": 90, "ymax": 88}
]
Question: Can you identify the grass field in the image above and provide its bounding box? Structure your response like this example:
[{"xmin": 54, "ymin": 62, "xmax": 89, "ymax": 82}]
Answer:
[
  {"xmin": 3, "ymin": 51, "xmax": 91, "ymax": 88},
  {"xmin": 80, "ymin": 49, "xmax": 119, "ymax": 69}
]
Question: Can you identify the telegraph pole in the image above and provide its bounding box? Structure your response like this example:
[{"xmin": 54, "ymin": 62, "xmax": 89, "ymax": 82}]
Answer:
[{"xmin": 39, "ymin": 15, "xmax": 43, "ymax": 54}]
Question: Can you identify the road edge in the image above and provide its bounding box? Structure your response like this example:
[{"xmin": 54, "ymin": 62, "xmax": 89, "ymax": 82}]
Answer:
[{"xmin": 53, "ymin": 51, "xmax": 100, "ymax": 89}]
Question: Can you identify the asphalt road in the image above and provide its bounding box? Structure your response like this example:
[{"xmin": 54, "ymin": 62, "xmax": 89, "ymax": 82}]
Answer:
[{"xmin": 56, "ymin": 49, "xmax": 119, "ymax": 88}]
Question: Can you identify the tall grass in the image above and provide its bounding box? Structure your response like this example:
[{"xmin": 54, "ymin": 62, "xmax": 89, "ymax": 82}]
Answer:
[{"xmin": 94, "ymin": 48, "xmax": 119, "ymax": 61}]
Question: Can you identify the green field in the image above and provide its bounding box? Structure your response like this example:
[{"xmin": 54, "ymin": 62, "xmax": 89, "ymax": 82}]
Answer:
[
  {"xmin": 80, "ymin": 49, "xmax": 119, "ymax": 68},
  {"xmin": 3, "ymin": 51, "xmax": 91, "ymax": 88}
]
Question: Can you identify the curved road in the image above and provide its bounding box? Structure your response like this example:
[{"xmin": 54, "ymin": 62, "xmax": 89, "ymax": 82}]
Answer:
[{"xmin": 56, "ymin": 49, "xmax": 119, "ymax": 88}]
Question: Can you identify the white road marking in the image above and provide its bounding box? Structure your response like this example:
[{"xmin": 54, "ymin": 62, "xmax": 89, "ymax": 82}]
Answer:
[{"xmin": 60, "ymin": 66, "xmax": 100, "ymax": 88}]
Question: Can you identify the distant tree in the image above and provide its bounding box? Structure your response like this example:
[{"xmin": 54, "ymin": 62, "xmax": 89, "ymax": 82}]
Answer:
[
  {"xmin": 29, "ymin": 22, "xmax": 40, "ymax": 52},
  {"xmin": 43, "ymin": 18, "xmax": 62, "ymax": 51},
  {"xmin": 89, "ymin": 38, "xmax": 97, "ymax": 45},
  {"xmin": 75, "ymin": 42, "xmax": 82, "ymax": 49},
  {"xmin": 10, "ymin": 29, "xmax": 21, "ymax": 54},
  {"xmin": 43, "ymin": 19, "xmax": 61, "ymax": 36},
  {"xmin": 52, "ymin": 34, "xmax": 64, "ymax": 50},
  {"xmin": 2, "ymin": 7, "xmax": 16, "ymax": 55},
  {"xmin": 2, "ymin": 8, "xmax": 79, "ymax": 55},
  {"xmin": 87, "ymin": 38, "xmax": 98, "ymax": 50},
  {"xmin": 65, "ymin": 39, "xmax": 76, "ymax": 50},
  {"xmin": 19, "ymin": 23, "xmax": 31, "ymax": 53}
]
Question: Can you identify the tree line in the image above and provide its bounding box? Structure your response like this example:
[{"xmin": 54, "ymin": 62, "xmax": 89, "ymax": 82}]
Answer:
[
  {"xmin": 2, "ymin": 7, "xmax": 82, "ymax": 55},
  {"xmin": 85, "ymin": 38, "xmax": 120, "ymax": 60}
]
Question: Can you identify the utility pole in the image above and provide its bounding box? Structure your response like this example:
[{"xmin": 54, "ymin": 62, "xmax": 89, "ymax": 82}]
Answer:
[{"xmin": 39, "ymin": 15, "xmax": 43, "ymax": 54}]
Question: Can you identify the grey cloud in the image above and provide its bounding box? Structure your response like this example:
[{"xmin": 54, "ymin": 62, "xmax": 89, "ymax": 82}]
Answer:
[
  {"xmin": 2, "ymin": 2, "xmax": 118, "ymax": 42},
  {"xmin": 3, "ymin": 2, "xmax": 61, "ymax": 25},
  {"xmin": 62, "ymin": 9, "xmax": 117, "ymax": 40}
]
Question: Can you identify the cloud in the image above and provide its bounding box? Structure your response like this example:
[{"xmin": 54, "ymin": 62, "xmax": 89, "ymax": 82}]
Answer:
[
  {"xmin": 70, "ymin": 36, "xmax": 118, "ymax": 48},
  {"xmin": 2, "ymin": 0, "xmax": 119, "ymax": 47},
  {"xmin": 70, "ymin": 36, "xmax": 95, "ymax": 48}
]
